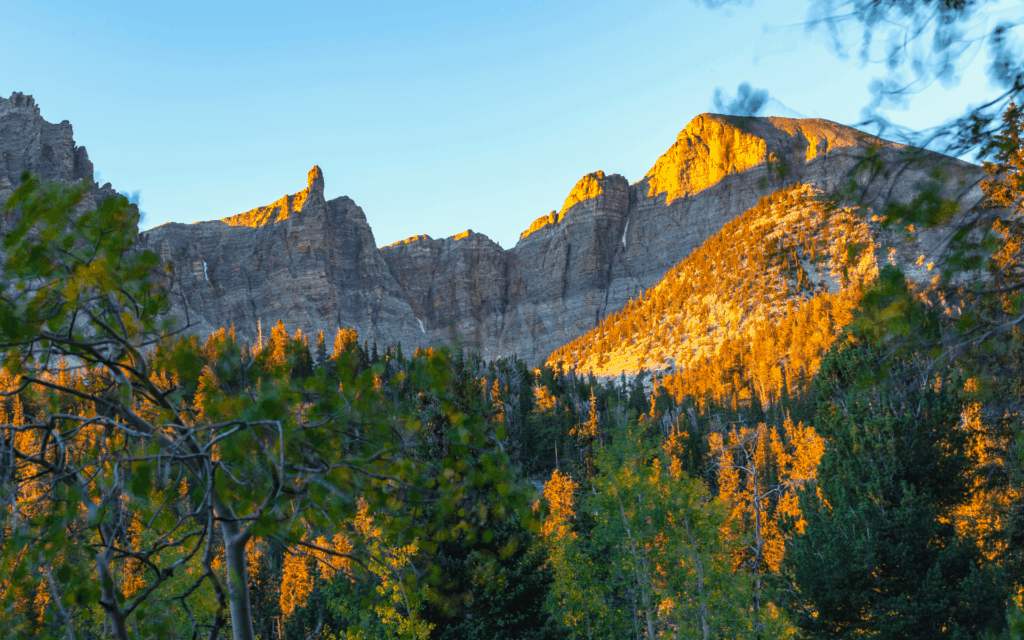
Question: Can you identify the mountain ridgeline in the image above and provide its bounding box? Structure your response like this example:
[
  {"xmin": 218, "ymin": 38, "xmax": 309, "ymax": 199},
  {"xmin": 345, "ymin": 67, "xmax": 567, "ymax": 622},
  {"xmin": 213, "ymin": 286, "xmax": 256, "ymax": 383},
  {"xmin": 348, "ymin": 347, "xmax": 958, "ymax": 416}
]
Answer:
[{"xmin": 0, "ymin": 92, "xmax": 984, "ymax": 365}]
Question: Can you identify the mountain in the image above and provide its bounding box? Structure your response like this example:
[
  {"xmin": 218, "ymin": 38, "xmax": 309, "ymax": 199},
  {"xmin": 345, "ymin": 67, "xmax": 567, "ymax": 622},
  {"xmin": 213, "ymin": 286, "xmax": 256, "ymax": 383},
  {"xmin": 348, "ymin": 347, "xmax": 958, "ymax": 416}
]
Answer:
[
  {"xmin": 549, "ymin": 183, "xmax": 874, "ymax": 406},
  {"xmin": 0, "ymin": 92, "xmax": 119, "ymax": 217},
  {"xmin": 0, "ymin": 93, "xmax": 984, "ymax": 364},
  {"xmin": 138, "ymin": 166, "xmax": 428, "ymax": 350}
]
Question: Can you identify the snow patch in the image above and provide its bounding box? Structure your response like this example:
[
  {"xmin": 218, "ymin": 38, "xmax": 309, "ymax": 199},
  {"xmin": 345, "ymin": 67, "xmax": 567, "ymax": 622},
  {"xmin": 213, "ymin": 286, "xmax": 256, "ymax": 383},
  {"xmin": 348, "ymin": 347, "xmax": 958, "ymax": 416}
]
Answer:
[{"xmin": 203, "ymin": 260, "xmax": 208, "ymax": 281}]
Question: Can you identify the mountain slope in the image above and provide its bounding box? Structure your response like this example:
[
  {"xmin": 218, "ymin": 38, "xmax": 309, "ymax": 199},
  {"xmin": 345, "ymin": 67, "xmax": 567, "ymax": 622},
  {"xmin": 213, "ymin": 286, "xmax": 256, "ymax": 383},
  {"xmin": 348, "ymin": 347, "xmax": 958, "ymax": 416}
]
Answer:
[
  {"xmin": 143, "ymin": 113, "xmax": 974, "ymax": 362},
  {"xmin": 548, "ymin": 184, "xmax": 879, "ymax": 407}
]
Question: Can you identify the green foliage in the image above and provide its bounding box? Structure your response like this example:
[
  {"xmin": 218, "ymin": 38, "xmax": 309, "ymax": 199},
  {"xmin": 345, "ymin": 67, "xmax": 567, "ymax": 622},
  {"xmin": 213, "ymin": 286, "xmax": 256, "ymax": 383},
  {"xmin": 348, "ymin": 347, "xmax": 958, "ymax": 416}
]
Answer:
[
  {"xmin": 543, "ymin": 428, "xmax": 757, "ymax": 639},
  {"xmin": 790, "ymin": 339, "xmax": 1009, "ymax": 639},
  {"xmin": 421, "ymin": 523, "xmax": 564, "ymax": 640},
  {"xmin": 0, "ymin": 176, "xmax": 531, "ymax": 640}
]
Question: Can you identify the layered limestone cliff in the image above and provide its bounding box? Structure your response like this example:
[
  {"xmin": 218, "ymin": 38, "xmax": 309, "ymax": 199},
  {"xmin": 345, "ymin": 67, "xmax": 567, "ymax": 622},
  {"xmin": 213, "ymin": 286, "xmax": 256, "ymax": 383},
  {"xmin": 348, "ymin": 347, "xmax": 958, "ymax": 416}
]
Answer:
[
  {"xmin": 0, "ymin": 93, "xmax": 984, "ymax": 363},
  {"xmin": 380, "ymin": 171, "xmax": 631, "ymax": 362},
  {"xmin": 137, "ymin": 167, "xmax": 427, "ymax": 350}
]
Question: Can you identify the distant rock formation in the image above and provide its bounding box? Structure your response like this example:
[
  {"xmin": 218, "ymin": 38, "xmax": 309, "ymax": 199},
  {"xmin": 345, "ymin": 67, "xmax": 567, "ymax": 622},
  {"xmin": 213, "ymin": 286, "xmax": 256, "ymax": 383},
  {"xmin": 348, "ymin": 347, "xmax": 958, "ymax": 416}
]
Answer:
[
  {"xmin": 0, "ymin": 94, "xmax": 985, "ymax": 363},
  {"xmin": 137, "ymin": 166, "xmax": 427, "ymax": 349},
  {"xmin": 0, "ymin": 92, "xmax": 118, "ymax": 215}
]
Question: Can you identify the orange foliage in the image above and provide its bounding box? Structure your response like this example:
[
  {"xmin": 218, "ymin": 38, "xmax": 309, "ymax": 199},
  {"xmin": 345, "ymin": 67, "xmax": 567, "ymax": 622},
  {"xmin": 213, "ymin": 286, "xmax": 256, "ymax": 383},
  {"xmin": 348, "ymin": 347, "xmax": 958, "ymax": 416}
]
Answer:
[
  {"xmin": 540, "ymin": 470, "xmax": 578, "ymax": 541},
  {"xmin": 332, "ymin": 327, "xmax": 358, "ymax": 358},
  {"xmin": 549, "ymin": 184, "xmax": 875, "ymax": 410},
  {"xmin": 533, "ymin": 385, "xmax": 558, "ymax": 414},
  {"xmin": 280, "ymin": 550, "xmax": 314, "ymax": 620},
  {"xmin": 311, "ymin": 533, "xmax": 354, "ymax": 582},
  {"xmin": 710, "ymin": 417, "xmax": 825, "ymax": 574}
]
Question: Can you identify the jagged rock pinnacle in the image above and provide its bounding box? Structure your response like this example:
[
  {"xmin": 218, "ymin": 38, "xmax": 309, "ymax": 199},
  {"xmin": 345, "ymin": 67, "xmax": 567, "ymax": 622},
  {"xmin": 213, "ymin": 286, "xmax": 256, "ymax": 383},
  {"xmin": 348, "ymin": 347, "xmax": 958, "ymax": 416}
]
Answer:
[{"xmin": 307, "ymin": 165, "xmax": 324, "ymax": 194}]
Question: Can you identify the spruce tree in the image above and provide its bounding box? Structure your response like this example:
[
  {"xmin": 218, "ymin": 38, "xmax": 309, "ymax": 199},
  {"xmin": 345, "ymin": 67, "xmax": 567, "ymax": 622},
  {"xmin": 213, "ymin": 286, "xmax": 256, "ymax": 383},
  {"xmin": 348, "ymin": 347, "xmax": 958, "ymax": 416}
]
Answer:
[{"xmin": 790, "ymin": 340, "xmax": 1007, "ymax": 639}]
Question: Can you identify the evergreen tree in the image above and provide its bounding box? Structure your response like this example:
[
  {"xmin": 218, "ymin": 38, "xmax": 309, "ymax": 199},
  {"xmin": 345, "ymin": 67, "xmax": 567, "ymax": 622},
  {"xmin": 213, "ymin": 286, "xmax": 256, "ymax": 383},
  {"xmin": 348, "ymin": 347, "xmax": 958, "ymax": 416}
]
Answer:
[
  {"xmin": 790, "ymin": 340, "xmax": 1008, "ymax": 639},
  {"xmin": 315, "ymin": 329, "xmax": 328, "ymax": 369}
]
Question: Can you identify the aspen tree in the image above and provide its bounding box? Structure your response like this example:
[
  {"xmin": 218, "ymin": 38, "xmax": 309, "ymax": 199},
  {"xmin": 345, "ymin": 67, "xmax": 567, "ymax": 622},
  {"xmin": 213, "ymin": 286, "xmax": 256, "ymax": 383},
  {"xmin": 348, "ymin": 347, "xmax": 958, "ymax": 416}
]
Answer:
[{"xmin": 710, "ymin": 417, "xmax": 824, "ymax": 637}]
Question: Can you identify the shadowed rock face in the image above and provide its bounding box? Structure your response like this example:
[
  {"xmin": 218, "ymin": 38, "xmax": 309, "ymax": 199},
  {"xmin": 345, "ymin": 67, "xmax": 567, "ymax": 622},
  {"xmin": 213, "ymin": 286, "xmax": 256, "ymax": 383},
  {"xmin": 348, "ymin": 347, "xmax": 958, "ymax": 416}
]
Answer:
[
  {"xmin": 1, "ymin": 95, "xmax": 984, "ymax": 363},
  {"xmin": 137, "ymin": 167, "xmax": 427, "ymax": 350},
  {"xmin": 0, "ymin": 92, "xmax": 118, "ymax": 215},
  {"xmin": 380, "ymin": 171, "xmax": 631, "ymax": 362}
]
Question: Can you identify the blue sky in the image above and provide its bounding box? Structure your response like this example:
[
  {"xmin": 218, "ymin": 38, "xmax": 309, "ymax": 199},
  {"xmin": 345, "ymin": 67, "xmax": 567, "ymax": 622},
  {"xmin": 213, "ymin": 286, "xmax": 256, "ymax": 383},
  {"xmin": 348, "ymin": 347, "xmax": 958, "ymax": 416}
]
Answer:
[{"xmin": 4, "ymin": 0, "xmax": 1017, "ymax": 248}]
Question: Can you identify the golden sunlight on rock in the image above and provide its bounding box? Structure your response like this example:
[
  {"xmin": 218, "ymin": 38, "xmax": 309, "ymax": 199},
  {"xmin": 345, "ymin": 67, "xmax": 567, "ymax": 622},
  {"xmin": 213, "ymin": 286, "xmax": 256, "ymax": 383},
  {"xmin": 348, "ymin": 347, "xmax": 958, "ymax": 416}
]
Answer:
[
  {"xmin": 383, "ymin": 234, "xmax": 432, "ymax": 249},
  {"xmin": 642, "ymin": 114, "xmax": 880, "ymax": 204},
  {"xmin": 559, "ymin": 170, "xmax": 606, "ymax": 215},
  {"xmin": 644, "ymin": 114, "xmax": 768, "ymax": 204},
  {"xmin": 520, "ymin": 210, "xmax": 560, "ymax": 240},
  {"xmin": 519, "ymin": 171, "xmax": 608, "ymax": 240},
  {"xmin": 548, "ymin": 184, "xmax": 880, "ymax": 408},
  {"xmin": 223, "ymin": 165, "xmax": 324, "ymax": 228},
  {"xmin": 766, "ymin": 116, "xmax": 877, "ymax": 162}
]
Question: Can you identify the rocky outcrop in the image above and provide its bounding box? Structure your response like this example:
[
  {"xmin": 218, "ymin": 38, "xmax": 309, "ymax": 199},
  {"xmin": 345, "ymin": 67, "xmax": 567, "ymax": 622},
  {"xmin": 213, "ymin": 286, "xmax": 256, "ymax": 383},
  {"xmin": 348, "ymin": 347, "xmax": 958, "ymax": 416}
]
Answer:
[
  {"xmin": 381, "ymin": 230, "xmax": 508, "ymax": 354},
  {"xmin": 608, "ymin": 114, "xmax": 982, "ymax": 304},
  {"xmin": 137, "ymin": 166, "xmax": 427, "ymax": 350},
  {"xmin": 0, "ymin": 92, "xmax": 118, "ymax": 215},
  {"xmin": 500, "ymin": 171, "xmax": 631, "ymax": 362},
  {"xmin": 1, "ymin": 93, "xmax": 984, "ymax": 363}
]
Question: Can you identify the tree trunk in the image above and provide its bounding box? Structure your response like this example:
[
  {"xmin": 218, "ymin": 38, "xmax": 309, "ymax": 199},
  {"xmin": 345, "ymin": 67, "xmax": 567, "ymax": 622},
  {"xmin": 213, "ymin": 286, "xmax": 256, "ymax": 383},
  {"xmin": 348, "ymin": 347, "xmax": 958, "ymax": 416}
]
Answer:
[
  {"xmin": 43, "ymin": 566, "xmax": 76, "ymax": 640},
  {"xmin": 96, "ymin": 555, "xmax": 130, "ymax": 640},
  {"xmin": 644, "ymin": 609, "xmax": 657, "ymax": 640},
  {"xmin": 221, "ymin": 520, "xmax": 256, "ymax": 640}
]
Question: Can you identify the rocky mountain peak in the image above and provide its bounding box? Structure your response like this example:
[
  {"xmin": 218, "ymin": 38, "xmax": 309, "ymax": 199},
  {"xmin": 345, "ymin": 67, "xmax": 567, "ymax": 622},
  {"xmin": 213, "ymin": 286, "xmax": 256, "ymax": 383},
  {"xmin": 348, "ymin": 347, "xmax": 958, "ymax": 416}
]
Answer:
[
  {"xmin": 222, "ymin": 164, "xmax": 326, "ymax": 228},
  {"xmin": 5, "ymin": 94, "xmax": 983, "ymax": 366},
  {"xmin": 640, "ymin": 113, "xmax": 891, "ymax": 204},
  {"xmin": 0, "ymin": 92, "xmax": 115, "ymax": 212},
  {"xmin": 307, "ymin": 164, "xmax": 324, "ymax": 193},
  {"xmin": 560, "ymin": 170, "xmax": 607, "ymax": 214},
  {"xmin": 0, "ymin": 92, "xmax": 42, "ymax": 117},
  {"xmin": 520, "ymin": 171, "xmax": 627, "ymax": 241}
]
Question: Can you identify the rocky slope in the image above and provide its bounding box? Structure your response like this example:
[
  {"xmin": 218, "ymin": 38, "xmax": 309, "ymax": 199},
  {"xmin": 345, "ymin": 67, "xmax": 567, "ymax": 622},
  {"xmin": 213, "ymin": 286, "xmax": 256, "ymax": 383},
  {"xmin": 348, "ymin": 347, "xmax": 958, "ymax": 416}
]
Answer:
[
  {"xmin": 549, "ymin": 183, "xmax": 878, "ymax": 404},
  {"xmin": 0, "ymin": 93, "xmax": 985, "ymax": 363},
  {"xmin": 377, "ymin": 115, "xmax": 981, "ymax": 363}
]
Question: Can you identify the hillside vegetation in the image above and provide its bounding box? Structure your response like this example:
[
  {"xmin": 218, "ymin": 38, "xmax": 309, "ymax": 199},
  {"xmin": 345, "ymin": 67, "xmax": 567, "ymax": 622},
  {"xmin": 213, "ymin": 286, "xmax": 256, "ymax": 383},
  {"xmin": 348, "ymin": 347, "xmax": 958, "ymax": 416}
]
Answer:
[{"xmin": 549, "ymin": 184, "xmax": 878, "ymax": 407}]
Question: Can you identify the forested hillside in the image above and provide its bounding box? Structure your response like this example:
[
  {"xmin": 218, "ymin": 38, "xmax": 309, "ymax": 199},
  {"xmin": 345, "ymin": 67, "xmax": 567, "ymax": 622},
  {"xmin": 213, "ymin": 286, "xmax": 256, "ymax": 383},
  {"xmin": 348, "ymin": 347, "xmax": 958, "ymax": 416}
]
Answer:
[{"xmin": 549, "ymin": 184, "xmax": 877, "ymax": 408}]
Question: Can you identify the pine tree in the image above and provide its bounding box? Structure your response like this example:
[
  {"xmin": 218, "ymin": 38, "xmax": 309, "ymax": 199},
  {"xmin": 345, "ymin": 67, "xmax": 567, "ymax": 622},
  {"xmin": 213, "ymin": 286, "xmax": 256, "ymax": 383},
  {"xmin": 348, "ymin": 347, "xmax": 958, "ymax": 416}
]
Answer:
[
  {"xmin": 790, "ymin": 341, "xmax": 1008, "ymax": 639},
  {"xmin": 315, "ymin": 330, "xmax": 328, "ymax": 369}
]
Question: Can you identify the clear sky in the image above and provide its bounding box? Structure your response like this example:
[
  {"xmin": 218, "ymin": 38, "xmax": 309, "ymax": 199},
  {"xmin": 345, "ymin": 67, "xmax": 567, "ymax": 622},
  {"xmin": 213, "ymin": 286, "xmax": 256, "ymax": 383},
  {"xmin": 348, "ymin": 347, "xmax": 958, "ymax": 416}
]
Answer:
[{"xmin": 4, "ymin": 0, "xmax": 1017, "ymax": 249}]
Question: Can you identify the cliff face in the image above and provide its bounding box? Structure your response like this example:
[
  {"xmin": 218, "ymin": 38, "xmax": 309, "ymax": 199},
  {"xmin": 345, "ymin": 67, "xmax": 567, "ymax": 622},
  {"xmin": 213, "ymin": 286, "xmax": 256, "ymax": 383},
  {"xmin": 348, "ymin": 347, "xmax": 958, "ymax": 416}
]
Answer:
[
  {"xmin": 501, "ymin": 171, "xmax": 631, "ymax": 362},
  {"xmin": 137, "ymin": 167, "xmax": 427, "ymax": 349},
  {"xmin": 0, "ymin": 94, "xmax": 983, "ymax": 363},
  {"xmin": 608, "ymin": 114, "xmax": 978, "ymax": 305},
  {"xmin": 0, "ymin": 92, "xmax": 118, "ymax": 216}
]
